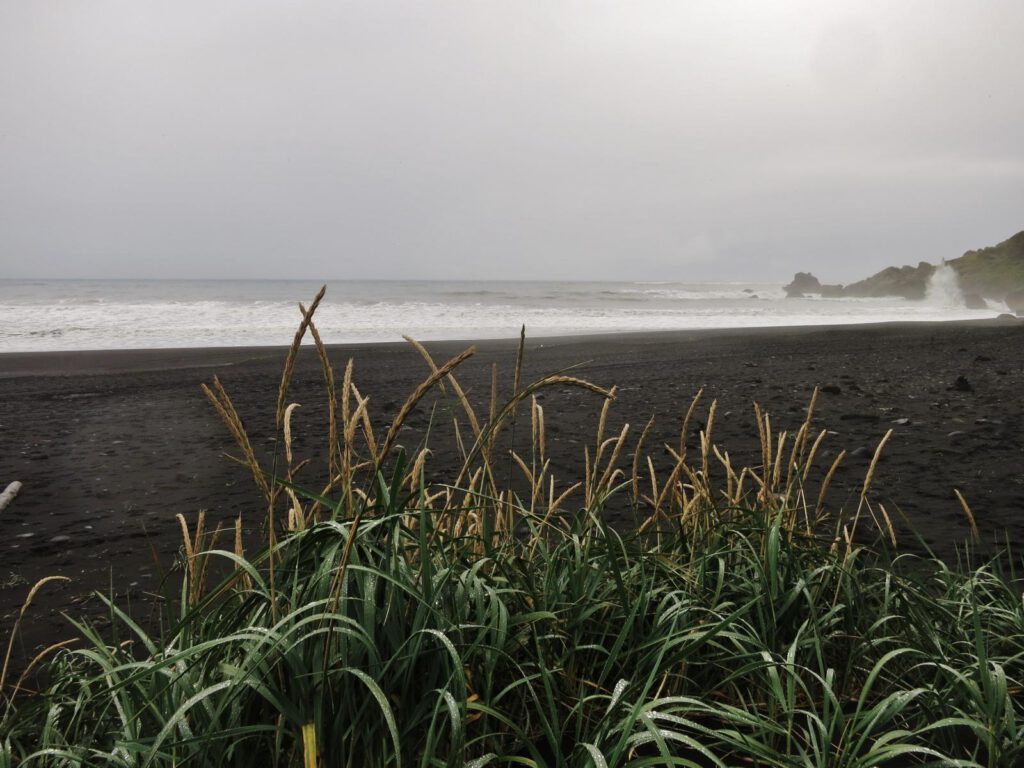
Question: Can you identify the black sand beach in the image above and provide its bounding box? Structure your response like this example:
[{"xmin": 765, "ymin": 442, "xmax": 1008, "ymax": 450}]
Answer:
[{"xmin": 2, "ymin": 320, "xmax": 1023, "ymax": 660}]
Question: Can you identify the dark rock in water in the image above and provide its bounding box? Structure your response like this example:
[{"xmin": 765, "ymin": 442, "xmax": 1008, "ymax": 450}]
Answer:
[
  {"xmin": 786, "ymin": 272, "xmax": 822, "ymax": 292},
  {"xmin": 748, "ymin": 294, "xmax": 759, "ymax": 299},
  {"xmin": 821, "ymin": 385, "xmax": 842, "ymax": 395},
  {"xmin": 742, "ymin": 288, "xmax": 754, "ymax": 294},
  {"xmin": 974, "ymin": 355, "xmax": 993, "ymax": 362},
  {"xmin": 784, "ymin": 272, "xmax": 821, "ymax": 297},
  {"xmin": 962, "ymin": 292, "xmax": 988, "ymax": 309},
  {"xmin": 782, "ymin": 275, "xmax": 843, "ymax": 298},
  {"xmin": 951, "ymin": 376, "xmax": 973, "ymax": 393}
]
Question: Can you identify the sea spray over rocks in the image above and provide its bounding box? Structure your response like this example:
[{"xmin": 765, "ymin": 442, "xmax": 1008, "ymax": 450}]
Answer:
[{"xmin": 924, "ymin": 263, "xmax": 966, "ymax": 307}]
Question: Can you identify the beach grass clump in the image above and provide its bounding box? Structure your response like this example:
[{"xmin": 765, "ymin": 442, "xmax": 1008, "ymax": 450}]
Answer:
[{"xmin": 2, "ymin": 288, "xmax": 1023, "ymax": 767}]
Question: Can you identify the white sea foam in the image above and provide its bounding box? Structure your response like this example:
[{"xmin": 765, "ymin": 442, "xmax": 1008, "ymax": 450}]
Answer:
[
  {"xmin": 924, "ymin": 263, "xmax": 967, "ymax": 307},
  {"xmin": 0, "ymin": 279, "xmax": 1003, "ymax": 353}
]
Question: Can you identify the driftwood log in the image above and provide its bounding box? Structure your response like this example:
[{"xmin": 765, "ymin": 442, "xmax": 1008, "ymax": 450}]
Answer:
[{"xmin": 0, "ymin": 481, "xmax": 22, "ymax": 513}]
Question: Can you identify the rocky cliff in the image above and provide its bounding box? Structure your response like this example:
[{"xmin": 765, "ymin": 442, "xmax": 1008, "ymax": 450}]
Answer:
[
  {"xmin": 842, "ymin": 261, "xmax": 936, "ymax": 300},
  {"xmin": 950, "ymin": 230, "xmax": 1024, "ymax": 302}
]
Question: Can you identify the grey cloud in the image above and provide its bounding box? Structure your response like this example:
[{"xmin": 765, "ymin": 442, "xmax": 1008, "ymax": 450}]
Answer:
[{"xmin": 1, "ymin": 1, "xmax": 1022, "ymax": 282}]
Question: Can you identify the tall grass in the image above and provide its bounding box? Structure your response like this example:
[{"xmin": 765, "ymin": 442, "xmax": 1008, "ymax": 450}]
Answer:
[{"xmin": 2, "ymin": 287, "xmax": 1022, "ymax": 767}]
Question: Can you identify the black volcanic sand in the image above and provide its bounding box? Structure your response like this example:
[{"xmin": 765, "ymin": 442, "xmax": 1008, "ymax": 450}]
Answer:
[{"xmin": 2, "ymin": 320, "xmax": 1024, "ymax": 666}]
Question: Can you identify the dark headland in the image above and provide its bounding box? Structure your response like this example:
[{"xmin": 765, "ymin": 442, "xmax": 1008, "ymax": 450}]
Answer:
[{"xmin": 784, "ymin": 229, "xmax": 1024, "ymax": 311}]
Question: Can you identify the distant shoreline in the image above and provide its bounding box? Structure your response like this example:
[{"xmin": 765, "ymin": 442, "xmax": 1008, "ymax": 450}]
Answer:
[
  {"xmin": 2, "ymin": 278, "xmax": 1007, "ymax": 354},
  {"xmin": 1, "ymin": 315, "xmax": 1019, "ymax": 377}
]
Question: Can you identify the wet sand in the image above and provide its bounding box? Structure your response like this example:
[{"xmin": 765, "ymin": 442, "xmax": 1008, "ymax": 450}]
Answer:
[{"xmin": 2, "ymin": 319, "xmax": 1023, "ymax": 662}]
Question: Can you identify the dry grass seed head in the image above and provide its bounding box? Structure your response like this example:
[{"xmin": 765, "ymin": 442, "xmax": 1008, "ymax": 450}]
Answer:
[
  {"xmin": 645, "ymin": 455, "xmax": 659, "ymax": 512},
  {"xmin": 286, "ymin": 488, "xmax": 304, "ymax": 530},
  {"xmin": 376, "ymin": 346, "xmax": 475, "ymax": 466},
  {"xmin": 512, "ymin": 451, "xmax": 534, "ymax": 490},
  {"xmin": 276, "ymin": 285, "xmax": 327, "ymax": 429},
  {"xmin": 340, "ymin": 359, "xmax": 354, "ymax": 430},
  {"xmin": 802, "ymin": 430, "xmax": 828, "ymax": 483},
  {"xmin": 1, "ymin": 576, "xmax": 72, "ymax": 698},
  {"xmin": 655, "ymin": 445, "xmax": 691, "ymax": 513},
  {"xmin": 753, "ymin": 402, "xmax": 767, "ymax": 472},
  {"xmin": 878, "ymin": 503, "xmax": 898, "ymax": 548},
  {"xmin": 596, "ymin": 423, "xmax": 630, "ymax": 495},
  {"xmin": 954, "ymin": 488, "xmax": 981, "ymax": 545},
  {"xmin": 513, "ymin": 324, "xmax": 525, "ymax": 396},
  {"xmin": 302, "ymin": 312, "xmax": 338, "ymax": 475},
  {"xmin": 202, "ymin": 378, "xmax": 270, "ymax": 501},
  {"xmin": 678, "ymin": 388, "xmax": 704, "ymax": 461},
  {"xmin": 404, "ymin": 335, "xmax": 481, "ymax": 438},
  {"xmin": 632, "ymin": 416, "xmax": 656, "ymax": 503},
  {"xmin": 595, "ymin": 385, "xmax": 618, "ymax": 461},
  {"xmin": 530, "ymin": 396, "xmax": 547, "ymax": 463},
  {"xmin": 771, "ymin": 431, "xmax": 788, "ymax": 490},
  {"xmin": 860, "ymin": 429, "xmax": 893, "ymax": 499},
  {"xmin": 815, "ymin": 449, "xmax": 846, "ymax": 518},
  {"xmin": 700, "ymin": 399, "xmax": 718, "ymax": 480},
  {"xmin": 7, "ymin": 638, "xmax": 79, "ymax": 701},
  {"xmin": 799, "ymin": 386, "xmax": 820, "ymax": 454},
  {"xmin": 283, "ymin": 403, "xmax": 301, "ymax": 467},
  {"xmin": 762, "ymin": 413, "xmax": 773, "ymax": 486},
  {"xmin": 786, "ymin": 423, "xmax": 807, "ymax": 490},
  {"xmin": 349, "ymin": 384, "xmax": 377, "ymax": 457}
]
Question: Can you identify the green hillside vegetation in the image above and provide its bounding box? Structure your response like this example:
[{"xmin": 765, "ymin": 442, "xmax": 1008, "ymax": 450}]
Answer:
[
  {"xmin": 842, "ymin": 261, "xmax": 936, "ymax": 300},
  {"xmin": 950, "ymin": 230, "xmax": 1024, "ymax": 298}
]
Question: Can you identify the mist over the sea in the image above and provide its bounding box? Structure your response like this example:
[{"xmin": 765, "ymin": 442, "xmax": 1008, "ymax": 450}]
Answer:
[{"xmin": 2, "ymin": 2, "xmax": 1022, "ymax": 284}]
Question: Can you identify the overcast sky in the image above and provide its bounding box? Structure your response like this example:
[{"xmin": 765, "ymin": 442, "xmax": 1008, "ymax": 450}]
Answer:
[{"xmin": 1, "ymin": 1, "xmax": 1022, "ymax": 283}]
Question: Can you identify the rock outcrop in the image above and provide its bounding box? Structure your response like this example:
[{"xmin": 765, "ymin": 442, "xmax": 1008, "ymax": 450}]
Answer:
[
  {"xmin": 783, "ymin": 272, "xmax": 821, "ymax": 297},
  {"xmin": 782, "ymin": 273, "xmax": 847, "ymax": 298}
]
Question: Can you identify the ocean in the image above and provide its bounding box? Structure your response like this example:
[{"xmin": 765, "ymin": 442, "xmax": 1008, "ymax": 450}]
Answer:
[{"xmin": 0, "ymin": 278, "xmax": 1006, "ymax": 353}]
